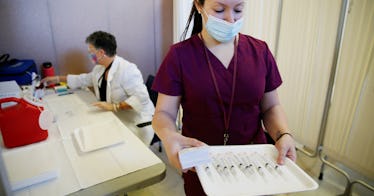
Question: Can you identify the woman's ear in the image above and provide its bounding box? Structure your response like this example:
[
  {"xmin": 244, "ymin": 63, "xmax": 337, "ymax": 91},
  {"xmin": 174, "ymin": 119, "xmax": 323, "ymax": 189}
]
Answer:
[
  {"xmin": 98, "ymin": 48, "xmax": 106, "ymax": 57},
  {"xmin": 194, "ymin": 0, "xmax": 202, "ymax": 14}
]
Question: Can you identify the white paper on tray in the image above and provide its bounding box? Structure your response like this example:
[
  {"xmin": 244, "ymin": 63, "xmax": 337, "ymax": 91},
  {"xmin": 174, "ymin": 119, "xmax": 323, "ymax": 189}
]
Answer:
[
  {"xmin": 178, "ymin": 146, "xmax": 211, "ymax": 170},
  {"xmin": 195, "ymin": 144, "xmax": 318, "ymax": 196},
  {"xmin": 73, "ymin": 118, "xmax": 124, "ymax": 152}
]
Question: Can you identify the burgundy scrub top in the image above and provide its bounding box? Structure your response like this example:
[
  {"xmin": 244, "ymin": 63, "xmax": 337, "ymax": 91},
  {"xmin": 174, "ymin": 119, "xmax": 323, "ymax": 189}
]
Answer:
[
  {"xmin": 153, "ymin": 34, "xmax": 282, "ymax": 145},
  {"xmin": 152, "ymin": 34, "xmax": 282, "ymax": 195}
]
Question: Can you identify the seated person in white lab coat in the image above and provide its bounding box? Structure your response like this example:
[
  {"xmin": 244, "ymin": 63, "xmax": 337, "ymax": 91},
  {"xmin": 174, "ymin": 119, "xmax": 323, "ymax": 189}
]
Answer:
[{"xmin": 42, "ymin": 31, "xmax": 155, "ymax": 146}]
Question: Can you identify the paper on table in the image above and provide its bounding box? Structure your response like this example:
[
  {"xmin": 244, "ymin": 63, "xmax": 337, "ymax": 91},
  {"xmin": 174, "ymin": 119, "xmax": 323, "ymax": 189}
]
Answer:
[
  {"xmin": 43, "ymin": 93, "xmax": 88, "ymax": 122},
  {"xmin": 8, "ymin": 128, "xmax": 82, "ymax": 196},
  {"xmin": 43, "ymin": 90, "xmax": 162, "ymax": 191},
  {"xmin": 62, "ymin": 115, "xmax": 162, "ymax": 189},
  {"xmin": 73, "ymin": 118, "xmax": 124, "ymax": 153},
  {"xmin": 2, "ymin": 141, "xmax": 59, "ymax": 191},
  {"xmin": 11, "ymin": 170, "xmax": 58, "ymax": 191},
  {"xmin": 57, "ymin": 110, "xmax": 114, "ymax": 139}
]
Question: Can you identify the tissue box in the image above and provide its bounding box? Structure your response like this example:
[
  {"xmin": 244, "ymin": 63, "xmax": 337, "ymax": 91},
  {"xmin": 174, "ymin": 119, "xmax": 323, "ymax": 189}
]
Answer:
[{"xmin": 0, "ymin": 80, "xmax": 21, "ymax": 108}]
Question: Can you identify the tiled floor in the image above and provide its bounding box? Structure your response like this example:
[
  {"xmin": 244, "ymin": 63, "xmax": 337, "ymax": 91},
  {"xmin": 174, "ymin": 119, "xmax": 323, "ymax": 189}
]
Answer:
[{"xmin": 127, "ymin": 144, "xmax": 371, "ymax": 196}]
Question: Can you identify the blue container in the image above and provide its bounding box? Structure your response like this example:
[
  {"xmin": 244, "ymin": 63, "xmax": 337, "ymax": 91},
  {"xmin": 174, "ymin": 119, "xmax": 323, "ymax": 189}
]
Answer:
[{"xmin": 0, "ymin": 59, "xmax": 38, "ymax": 85}]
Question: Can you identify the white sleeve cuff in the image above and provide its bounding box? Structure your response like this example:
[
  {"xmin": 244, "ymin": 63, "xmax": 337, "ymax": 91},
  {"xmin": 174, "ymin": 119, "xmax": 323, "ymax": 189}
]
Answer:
[{"xmin": 125, "ymin": 96, "xmax": 142, "ymax": 112}]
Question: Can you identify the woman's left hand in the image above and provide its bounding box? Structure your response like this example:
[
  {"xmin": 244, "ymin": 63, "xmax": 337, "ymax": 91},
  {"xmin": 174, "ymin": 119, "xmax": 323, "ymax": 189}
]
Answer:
[
  {"xmin": 275, "ymin": 134, "xmax": 297, "ymax": 165},
  {"xmin": 92, "ymin": 102, "xmax": 115, "ymax": 111}
]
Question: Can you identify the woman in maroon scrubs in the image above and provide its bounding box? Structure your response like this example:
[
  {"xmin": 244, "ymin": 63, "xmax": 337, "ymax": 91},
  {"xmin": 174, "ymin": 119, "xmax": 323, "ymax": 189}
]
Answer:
[{"xmin": 152, "ymin": 0, "xmax": 296, "ymax": 195}]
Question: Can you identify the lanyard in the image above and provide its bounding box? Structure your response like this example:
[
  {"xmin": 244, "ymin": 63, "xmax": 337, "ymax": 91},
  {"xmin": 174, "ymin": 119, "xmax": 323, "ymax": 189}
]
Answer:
[{"xmin": 201, "ymin": 34, "xmax": 238, "ymax": 145}]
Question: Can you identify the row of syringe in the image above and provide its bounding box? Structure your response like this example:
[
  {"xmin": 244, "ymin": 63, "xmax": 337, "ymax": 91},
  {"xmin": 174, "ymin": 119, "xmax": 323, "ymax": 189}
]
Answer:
[{"xmin": 202, "ymin": 151, "xmax": 286, "ymax": 181}]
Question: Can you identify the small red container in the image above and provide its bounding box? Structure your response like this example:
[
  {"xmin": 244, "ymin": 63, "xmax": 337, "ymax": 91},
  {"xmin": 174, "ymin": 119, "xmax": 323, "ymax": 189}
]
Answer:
[
  {"xmin": 0, "ymin": 97, "xmax": 48, "ymax": 148},
  {"xmin": 42, "ymin": 62, "xmax": 55, "ymax": 78},
  {"xmin": 41, "ymin": 62, "xmax": 56, "ymax": 88}
]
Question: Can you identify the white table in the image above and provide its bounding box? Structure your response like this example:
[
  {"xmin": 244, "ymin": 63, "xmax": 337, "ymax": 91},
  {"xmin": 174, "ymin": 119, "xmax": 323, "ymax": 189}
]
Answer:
[{"xmin": 1, "ymin": 89, "xmax": 165, "ymax": 196}]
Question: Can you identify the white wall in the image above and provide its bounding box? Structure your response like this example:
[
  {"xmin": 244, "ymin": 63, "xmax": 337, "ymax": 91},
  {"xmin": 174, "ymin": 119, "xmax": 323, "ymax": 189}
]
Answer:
[
  {"xmin": 323, "ymin": 0, "xmax": 374, "ymax": 178},
  {"xmin": 0, "ymin": 0, "xmax": 173, "ymax": 80},
  {"xmin": 276, "ymin": 0, "xmax": 342, "ymax": 151}
]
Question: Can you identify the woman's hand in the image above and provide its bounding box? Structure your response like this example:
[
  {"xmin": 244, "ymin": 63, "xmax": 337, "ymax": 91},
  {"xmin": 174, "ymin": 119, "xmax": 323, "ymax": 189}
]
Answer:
[
  {"xmin": 41, "ymin": 76, "xmax": 59, "ymax": 86},
  {"xmin": 162, "ymin": 132, "xmax": 206, "ymax": 172},
  {"xmin": 275, "ymin": 134, "xmax": 296, "ymax": 165},
  {"xmin": 260, "ymin": 90, "xmax": 296, "ymax": 165},
  {"xmin": 92, "ymin": 102, "xmax": 115, "ymax": 111}
]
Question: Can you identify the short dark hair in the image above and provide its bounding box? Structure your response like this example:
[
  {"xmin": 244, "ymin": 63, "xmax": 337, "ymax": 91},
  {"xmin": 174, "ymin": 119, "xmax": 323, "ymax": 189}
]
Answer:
[{"xmin": 85, "ymin": 31, "xmax": 117, "ymax": 57}]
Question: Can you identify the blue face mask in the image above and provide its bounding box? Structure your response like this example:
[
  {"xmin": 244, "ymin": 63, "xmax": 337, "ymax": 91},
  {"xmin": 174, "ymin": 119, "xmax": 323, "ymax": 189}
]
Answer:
[
  {"xmin": 88, "ymin": 53, "xmax": 98, "ymax": 65},
  {"xmin": 203, "ymin": 10, "xmax": 244, "ymax": 43}
]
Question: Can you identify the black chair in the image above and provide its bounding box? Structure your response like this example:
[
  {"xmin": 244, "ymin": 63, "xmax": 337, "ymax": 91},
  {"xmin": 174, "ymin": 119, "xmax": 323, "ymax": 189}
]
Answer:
[{"xmin": 146, "ymin": 75, "xmax": 162, "ymax": 152}]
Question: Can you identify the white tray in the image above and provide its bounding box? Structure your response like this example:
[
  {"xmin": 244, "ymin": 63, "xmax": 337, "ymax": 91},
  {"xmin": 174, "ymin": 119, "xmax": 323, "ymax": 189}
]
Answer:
[{"xmin": 195, "ymin": 144, "xmax": 318, "ymax": 196}]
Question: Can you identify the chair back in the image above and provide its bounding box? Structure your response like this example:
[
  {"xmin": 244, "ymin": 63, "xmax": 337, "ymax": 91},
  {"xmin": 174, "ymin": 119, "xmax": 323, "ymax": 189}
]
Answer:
[
  {"xmin": 146, "ymin": 75, "xmax": 158, "ymax": 106},
  {"xmin": 145, "ymin": 75, "xmax": 162, "ymax": 149}
]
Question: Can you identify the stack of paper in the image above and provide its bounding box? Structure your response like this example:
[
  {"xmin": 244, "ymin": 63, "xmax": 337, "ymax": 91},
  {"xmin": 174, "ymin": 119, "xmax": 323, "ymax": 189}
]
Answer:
[
  {"xmin": 73, "ymin": 119, "xmax": 124, "ymax": 153},
  {"xmin": 0, "ymin": 80, "xmax": 21, "ymax": 108},
  {"xmin": 2, "ymin": 142, "xmax": 59, "ymax": 191}
]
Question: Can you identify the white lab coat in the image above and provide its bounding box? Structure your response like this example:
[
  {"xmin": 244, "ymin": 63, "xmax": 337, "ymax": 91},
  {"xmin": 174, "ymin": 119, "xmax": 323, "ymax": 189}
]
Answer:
[{"xmin": 66, "ymin": 56, "xmax": 155, "ymax": 145}]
